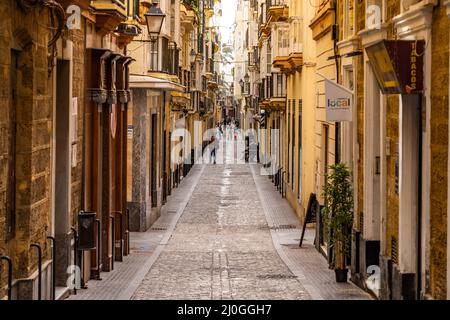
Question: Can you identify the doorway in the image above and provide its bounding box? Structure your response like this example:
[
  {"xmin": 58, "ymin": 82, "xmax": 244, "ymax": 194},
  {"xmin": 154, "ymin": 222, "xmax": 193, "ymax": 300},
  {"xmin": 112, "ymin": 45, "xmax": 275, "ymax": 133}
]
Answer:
[
  {"xmin": 151, "ymin": 113, "xmax": 158, "ymax": 208},
  {"xmin": 53, "ymin": 59, "xmax": 71, "ymax": 286},
  {"xmin": 399, "ymin": 94, "xmax": 423, "ymax": 299}
]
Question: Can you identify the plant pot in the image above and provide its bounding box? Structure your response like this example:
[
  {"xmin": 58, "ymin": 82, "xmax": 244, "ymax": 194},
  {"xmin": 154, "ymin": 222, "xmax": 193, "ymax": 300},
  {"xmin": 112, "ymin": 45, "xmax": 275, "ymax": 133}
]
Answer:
[{"xmin": 334, "ymin": 268, "xmax": 348, "ymax": 283}]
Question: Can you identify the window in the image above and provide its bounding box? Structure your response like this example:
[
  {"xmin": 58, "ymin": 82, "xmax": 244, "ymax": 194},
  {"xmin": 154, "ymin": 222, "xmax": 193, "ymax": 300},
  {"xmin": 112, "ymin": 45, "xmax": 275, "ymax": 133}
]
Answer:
[
  {"xmin": 161, "ymin": 37, "xmax": 169, "ymax": 73},
  {"xmin": 190, "ymin": 63, "xmax": 196, "ymax": 89},
  {"xmin": 149, "ymin": 39, "xmax": 159, "ymax": 71},
  {"xmin": 266, "ymin": 40, "xmax": 272, "ymax": 75},
  {"xmin": 133, "ymin": 0, "xmax": 140, "ymax": 20}
]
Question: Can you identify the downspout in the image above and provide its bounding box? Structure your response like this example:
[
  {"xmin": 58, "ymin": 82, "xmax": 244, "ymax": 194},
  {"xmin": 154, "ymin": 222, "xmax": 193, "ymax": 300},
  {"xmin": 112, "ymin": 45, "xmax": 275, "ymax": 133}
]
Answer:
[{"xmin": 332, "ymin": 0, "xmax": 340, "ymax": 164}]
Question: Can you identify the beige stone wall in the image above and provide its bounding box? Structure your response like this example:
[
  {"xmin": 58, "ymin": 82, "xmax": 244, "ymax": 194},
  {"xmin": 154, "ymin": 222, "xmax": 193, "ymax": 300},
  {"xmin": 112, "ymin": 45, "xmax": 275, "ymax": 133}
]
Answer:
[
  {"xmin": 355, "ymin": 0, "xmax": 365, "ymax": 231},
  {"xmin": 0, "ymin": 2, "xmax": 55, "ymax": 297},
  {"xmin": 384, "ymin": 0, "xmax": 400, "ymax": 260},
  {"xmin": 0, "ymin": 2, "xmax": 86, "ymax": 298},
  {"xmin": 429, "ymin": 1, "xmax": 449, "ymax": 300}
]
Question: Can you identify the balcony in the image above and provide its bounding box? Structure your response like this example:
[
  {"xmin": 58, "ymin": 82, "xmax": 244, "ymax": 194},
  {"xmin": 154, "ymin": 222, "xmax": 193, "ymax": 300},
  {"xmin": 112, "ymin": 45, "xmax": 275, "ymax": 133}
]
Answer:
[
  {"xmin": 149, "ymin": 40, "xmax": 180, "ymax": 78},
  {"xmin": 90, "ymin": 0, "xmax": 128, "ymax": 36},
  {"xmin": 258, "ymin": 73, "xmax": 286, "ymax": 111},
  {"xmin": 205, "ymin": 97, "xmax": 214, "ymax": 114},
  {"xmin": 59, "ymin": 0, "xmax": 91, "ymax": 10},
  {"xmin": 171, "ymin": 91, "xmax": 192, "ymax": 112},
  {"xmin": 273, "ymin": 19, "xmax": 304, "ymax": 73},
  {"xmin": 180, "ymin": 1, "xmax": 197, "ymax": 32},
  {"xmin": 258, "ymin": 3, "xmax": 270, "ymax": 46},
  {"xmin": 266, "ymin": 0, "xmax": 289, "ymax": 25},
  {"xmin": 205, "ymin": 57, "xmax": 215, "ymax": 79},
  {"xmin": 248, "ymin": 46, "xmax": 259, "ymax": 70},
  {"xmin": 190, "ymin": 90, "xmax": 202, "ymax": 114},
  {"xmin": 207, "ymin": 72, "xmax": 219, "ymax": 90},
  {"xmin": 205, "ymin": 0, "xmax": 215, "ymax": 19}
]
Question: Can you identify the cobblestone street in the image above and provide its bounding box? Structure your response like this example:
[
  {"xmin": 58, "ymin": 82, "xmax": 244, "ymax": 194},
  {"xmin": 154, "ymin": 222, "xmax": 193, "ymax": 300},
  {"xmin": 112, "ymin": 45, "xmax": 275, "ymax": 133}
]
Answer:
[
  {"xmin": 132, "ymin": 163, "xmax": 312, "ymax": 300},
  {"xmin": 131, "ymin": 161, "xmax": 370, "ymax": 300},
  {"xmin": 69, "ymin": 138, "xmax": 370, "ymax": 300}
]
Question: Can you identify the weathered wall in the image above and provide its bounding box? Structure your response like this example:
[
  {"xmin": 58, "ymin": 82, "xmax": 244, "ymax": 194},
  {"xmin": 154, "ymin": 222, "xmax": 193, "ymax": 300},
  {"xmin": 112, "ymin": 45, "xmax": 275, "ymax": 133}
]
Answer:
[
  {"xmin": 0, "ymin": 1, "xmax": 54, "ymax": 298},
  {"xmin": 384, "ymin": 0, "xmax": 400, "ymax": 261},
  {"xmin": 429, "ymin": 1, "xmax": 449, "ymax": 300},
  {"xmin": 355, "ymin": 0, "xmax": 365, "ymax": 231}
]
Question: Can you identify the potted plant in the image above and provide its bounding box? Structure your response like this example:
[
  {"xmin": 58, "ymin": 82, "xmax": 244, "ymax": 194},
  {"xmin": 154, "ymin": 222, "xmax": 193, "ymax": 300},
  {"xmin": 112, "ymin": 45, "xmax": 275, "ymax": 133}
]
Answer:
[{"xmin": 321, "ymin": 163, "xmax": 354, "ymax": 283}]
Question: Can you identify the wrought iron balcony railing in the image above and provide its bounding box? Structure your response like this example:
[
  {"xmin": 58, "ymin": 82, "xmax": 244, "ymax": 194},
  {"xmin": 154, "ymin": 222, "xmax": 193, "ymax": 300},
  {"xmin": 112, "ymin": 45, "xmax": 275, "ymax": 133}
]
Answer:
[
  {"xmin": 259, "ymin": 72, "xmax": 287, "ymax": 100},
  {"xmin": 270, "ymin": 72, "xmax": 287, "ymax": 98}
]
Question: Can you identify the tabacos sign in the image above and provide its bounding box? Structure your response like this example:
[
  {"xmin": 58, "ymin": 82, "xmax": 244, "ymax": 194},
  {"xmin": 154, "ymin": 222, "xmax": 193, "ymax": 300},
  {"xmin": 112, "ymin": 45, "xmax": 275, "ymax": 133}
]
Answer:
[{"xmin": 365, "ymin": 40, "xmax": 425, "ymax": 94}]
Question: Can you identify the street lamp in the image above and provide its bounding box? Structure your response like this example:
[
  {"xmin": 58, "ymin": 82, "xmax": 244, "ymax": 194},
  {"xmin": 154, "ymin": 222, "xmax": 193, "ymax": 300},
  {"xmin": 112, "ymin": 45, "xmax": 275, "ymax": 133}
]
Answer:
[
  {"xmin": 145, "ymin": 2, "xmax": 166, "ymax": 41},
  {"xmin": 144, "ymin": 2, "xmax": 165, "ymax": 71}
]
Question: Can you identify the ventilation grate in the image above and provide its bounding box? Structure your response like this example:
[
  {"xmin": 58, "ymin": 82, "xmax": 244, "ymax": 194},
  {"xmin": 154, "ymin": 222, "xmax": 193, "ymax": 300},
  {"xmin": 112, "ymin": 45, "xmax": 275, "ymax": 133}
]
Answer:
[
  {"xmin": 391, "ymin": 237, "xmax": 398, "ymax": 264},
  {"xmin": 359, "ymin": 212, "xmax": 364, "ymax": 235}
]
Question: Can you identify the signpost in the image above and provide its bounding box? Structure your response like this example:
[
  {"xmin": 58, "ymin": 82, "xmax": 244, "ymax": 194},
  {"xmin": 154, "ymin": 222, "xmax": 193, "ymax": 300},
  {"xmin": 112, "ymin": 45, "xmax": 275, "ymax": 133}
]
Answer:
[
  {"xmin": 322, "ymin": 77, "xmax": 354, "ymax": 122},
  {"xmin": 299, "ymin": 193, "xmax": 320, "ymax": 247}
]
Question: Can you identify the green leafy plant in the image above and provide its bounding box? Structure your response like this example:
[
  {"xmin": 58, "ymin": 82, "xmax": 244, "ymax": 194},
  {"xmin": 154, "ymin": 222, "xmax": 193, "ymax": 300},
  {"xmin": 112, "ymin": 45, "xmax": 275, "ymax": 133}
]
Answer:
[{"xmin": 321, "ymin": 163, "xmax": 354, "ymax": 270}]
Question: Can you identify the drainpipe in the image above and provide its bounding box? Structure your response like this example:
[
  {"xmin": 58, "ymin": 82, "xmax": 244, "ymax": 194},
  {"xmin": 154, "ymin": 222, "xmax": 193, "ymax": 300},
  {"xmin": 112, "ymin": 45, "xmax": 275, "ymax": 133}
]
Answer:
[{"xmin": 332, "ymin": 0, "xmax": 340, "ymax": 164}]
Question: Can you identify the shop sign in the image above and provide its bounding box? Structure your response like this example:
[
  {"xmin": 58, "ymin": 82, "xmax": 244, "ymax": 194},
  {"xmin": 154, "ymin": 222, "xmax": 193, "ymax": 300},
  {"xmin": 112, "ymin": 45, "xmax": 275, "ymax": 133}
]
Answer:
[
  {"xmin": 365, "ymin": 40, "xmax": 425, "ymax": 94},
  {"xmin": 323, "ymin": 77, "xmax": 353, "ymax": 122}
]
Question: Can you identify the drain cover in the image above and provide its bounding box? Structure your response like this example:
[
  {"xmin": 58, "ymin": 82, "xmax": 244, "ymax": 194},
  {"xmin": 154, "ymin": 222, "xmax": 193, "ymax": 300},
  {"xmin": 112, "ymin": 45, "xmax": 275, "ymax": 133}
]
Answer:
[
  {"xmin": 269, "ymin": 224, "xmax": 298, "ymax": 230},
  {"xmin": 150, "ymin": 227, "xmax": 167, "ymax": 231},
  {"xmin": 257, "ymin": 274, "xmax": 297, "ymax": 279}
]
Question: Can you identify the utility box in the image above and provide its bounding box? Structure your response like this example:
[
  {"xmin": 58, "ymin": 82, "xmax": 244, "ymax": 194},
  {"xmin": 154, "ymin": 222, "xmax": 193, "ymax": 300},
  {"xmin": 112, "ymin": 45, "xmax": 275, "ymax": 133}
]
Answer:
[{"xmin": 78, "ymin": 211, "xmax": 96, "ymax": 250}]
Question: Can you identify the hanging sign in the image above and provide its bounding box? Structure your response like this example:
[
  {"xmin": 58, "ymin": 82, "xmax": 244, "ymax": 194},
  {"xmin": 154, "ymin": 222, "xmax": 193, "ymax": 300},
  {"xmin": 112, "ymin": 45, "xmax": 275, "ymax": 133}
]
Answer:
[
  {"xmin": 323, "ymin": 77, "xmax": 353, "ymax": 122},
  {"xmin": 365, "ymin": 40, "xmax": 424, "ymax": 94}
]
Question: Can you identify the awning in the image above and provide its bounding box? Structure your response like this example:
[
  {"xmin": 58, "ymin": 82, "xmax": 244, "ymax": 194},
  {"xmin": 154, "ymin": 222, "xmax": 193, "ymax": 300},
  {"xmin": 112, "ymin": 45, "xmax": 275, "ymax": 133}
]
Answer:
[{"xmin": 129, "ymin": 74, "xmax": 185, "ymax": 92}]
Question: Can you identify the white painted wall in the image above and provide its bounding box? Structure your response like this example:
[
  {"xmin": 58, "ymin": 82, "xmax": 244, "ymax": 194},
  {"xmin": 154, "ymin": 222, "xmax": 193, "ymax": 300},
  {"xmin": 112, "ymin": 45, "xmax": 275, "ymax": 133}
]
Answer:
[{"xmin": 363, "ymin": 62, "xmax": 381, "ymax": 241}]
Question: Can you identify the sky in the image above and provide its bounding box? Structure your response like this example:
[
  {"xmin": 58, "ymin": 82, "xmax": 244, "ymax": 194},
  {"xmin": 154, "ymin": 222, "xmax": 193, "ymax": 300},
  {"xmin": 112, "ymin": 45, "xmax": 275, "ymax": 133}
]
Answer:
[
  {"xmin": 217, "ymin": 0, "xmax": 237, "ymax": 83},
  {"xmin": 218, "ymin": 0, "xmax": 237, "ymax": 46}
]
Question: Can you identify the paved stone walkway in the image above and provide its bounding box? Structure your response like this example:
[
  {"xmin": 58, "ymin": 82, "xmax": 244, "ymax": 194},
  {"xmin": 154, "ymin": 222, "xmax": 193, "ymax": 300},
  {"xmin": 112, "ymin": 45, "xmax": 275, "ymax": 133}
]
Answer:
[
  {"xmin": 69, "ymin": 136, "xmax": 370, "ymax": 300},
  {"xmin": 250, "ymin": 164, "xmax": 371, "ymax": 300},
  {"xmin": 67, "ymin": 165, "xmax": 205, "ymax": 300},
  {"xmin": 132, "ymin": 164, "xmax": 311, "ymax": 300}
]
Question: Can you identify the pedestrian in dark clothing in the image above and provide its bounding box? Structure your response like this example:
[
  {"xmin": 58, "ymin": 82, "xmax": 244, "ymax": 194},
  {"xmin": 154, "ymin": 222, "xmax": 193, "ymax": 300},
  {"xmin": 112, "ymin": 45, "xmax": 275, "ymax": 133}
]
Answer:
[{"xmin": 210, "ymin": 135, "xmax": 216, "ymax": 164}]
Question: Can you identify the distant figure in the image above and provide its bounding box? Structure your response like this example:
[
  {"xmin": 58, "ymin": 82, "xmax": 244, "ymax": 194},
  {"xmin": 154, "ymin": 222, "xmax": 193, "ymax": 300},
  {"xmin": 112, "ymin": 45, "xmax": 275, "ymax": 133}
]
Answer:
[{"xmin": 210, "ymin": 134, "xmax": 216, "ymax": 164}]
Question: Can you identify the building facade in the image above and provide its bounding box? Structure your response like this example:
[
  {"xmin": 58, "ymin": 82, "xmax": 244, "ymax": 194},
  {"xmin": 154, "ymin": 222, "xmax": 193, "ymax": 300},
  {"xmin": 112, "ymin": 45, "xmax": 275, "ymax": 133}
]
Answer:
[
  {"xmin": 0, "ymin": 0, "xmax": 223, "ymax": 300},
  {"xmin": 241, "ymin": 0, "xmax": 450, "ymax": 300}
]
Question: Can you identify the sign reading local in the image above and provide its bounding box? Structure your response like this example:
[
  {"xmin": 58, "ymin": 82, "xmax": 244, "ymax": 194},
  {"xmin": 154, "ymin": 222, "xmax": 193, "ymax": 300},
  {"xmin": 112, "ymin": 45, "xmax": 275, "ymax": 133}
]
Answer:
[
  {"xmin": 365, "ymin": 40, "xmax": 425, "ymax": 94},
  {"xmin": 323, "ymin": 77, "xmax": 353, "ymax": 122}
]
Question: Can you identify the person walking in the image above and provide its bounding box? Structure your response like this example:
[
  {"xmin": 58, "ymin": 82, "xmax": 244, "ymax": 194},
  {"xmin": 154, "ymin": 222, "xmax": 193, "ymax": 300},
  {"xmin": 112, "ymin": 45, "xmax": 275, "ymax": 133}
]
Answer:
[{"xmin": 210, "ymin": 134, "xmax": 217, "ymax": 164}]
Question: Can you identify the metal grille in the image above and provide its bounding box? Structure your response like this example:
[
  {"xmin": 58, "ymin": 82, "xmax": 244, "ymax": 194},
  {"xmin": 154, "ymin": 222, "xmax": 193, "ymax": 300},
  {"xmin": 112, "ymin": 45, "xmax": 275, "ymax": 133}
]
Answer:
[
  {"xmin": 359, "ymin": 212, "xmax": 364, "ymax": 235},
  {"xmin": 391, "ymin": 237, "xmax": 398, "ymax": 264}
]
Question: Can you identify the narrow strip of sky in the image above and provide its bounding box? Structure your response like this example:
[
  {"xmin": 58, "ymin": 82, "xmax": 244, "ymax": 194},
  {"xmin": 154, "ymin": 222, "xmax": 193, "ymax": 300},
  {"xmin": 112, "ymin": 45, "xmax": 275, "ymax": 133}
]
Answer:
[{"xmin": 218, "ymin": 0, "xmax": 237, "ymax": 45}]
